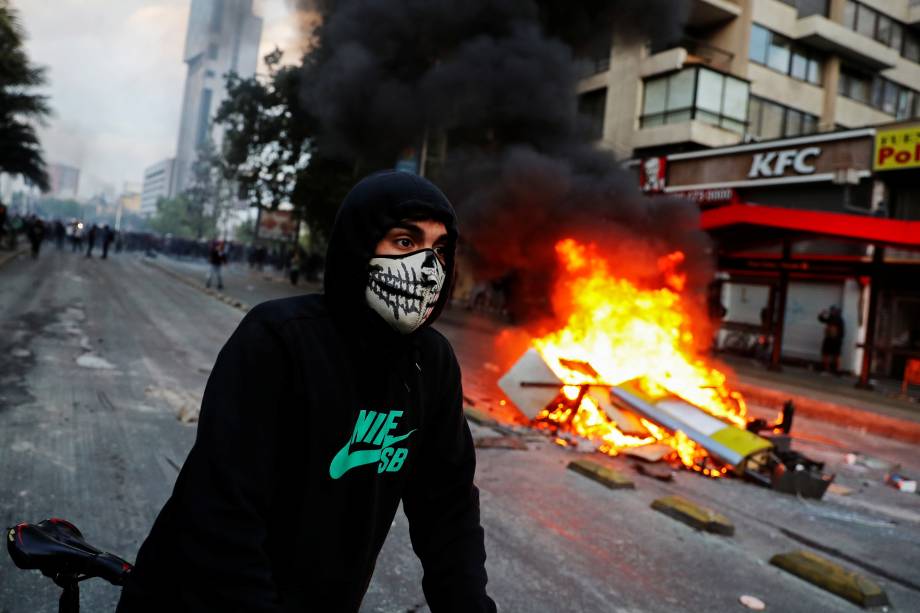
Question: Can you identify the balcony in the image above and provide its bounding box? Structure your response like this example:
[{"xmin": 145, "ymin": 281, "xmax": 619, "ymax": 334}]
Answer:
[
  {"xmin": 794, "ymin": 15, "xmax": 900, "ymax": 70},
  {"xmin": 634, "ymin": 120, "xmax": 743, "ymax": 150},
  {"xmin": 687, "ymin": 0, "xmax": 741, "ymax": 28},
  {"xmin": 644, "ymin": 38, "xmax": 736, "ymax": 77}
]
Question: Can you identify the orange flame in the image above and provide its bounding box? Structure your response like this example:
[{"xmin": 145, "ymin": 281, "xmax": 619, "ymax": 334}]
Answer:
[{"xmin": 532, "ymin": 238, "xmax": 746, "ymax": 476}]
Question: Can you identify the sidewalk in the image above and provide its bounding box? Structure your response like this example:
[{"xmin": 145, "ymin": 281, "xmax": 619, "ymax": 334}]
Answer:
[{"xmin": 721, "ymin": 355, "xmax": 920, "ymax": 444}]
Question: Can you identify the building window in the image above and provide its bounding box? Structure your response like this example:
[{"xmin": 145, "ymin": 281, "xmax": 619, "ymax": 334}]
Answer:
[
  {"xmin": 777, "ymin": 0, "xmax": 829, "ymax": 18},
  {"xmin": 574, "ymin": 29, "xmax": 611, "ymax": 78},
  {"xmin": 640, "ymin": 67, "xmax": 749, "ymax": 133},
  {"xmin": 207, "ymin": 43, "xmax": 219, "ymax": 60},
  {"xmin": 749, "ymin": 24, "xmax": 822, "ymax": 85},
  {"xmin": 839, "ymin": 65, "xmax": 920, "ymax": 119},
  {"xmin": 578, "ymin": 88, "xmax": 607, "ymax": 140},
  {"xmin": 843, "ymin": 1, "xmax": 919, "ymax": 64},
  {"xmin": 748, "ymin": 96, "xmax": 819, "ymax": 140}
]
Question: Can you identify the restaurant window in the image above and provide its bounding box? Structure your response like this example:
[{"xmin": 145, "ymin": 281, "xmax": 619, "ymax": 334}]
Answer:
[
  {"xmin": 641, "ymin": 67, "xmax": 749, "ymax": 133},
  {"xmin": 750, "ymin": 24, "xmax": 822, "ymax": 85},
  {"xmin": 748, "ymin": 96, "xmax": 818, "ymax": 140}
]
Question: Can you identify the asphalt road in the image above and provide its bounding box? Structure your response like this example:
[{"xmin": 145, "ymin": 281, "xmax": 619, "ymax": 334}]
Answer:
[{"xmin": 1, "ymin": 249, "xmax": 919, "ymax": 612}]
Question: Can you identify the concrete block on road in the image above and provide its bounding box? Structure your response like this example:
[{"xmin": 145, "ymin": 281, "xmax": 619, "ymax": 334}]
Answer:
[
  {"xmin": 651, "ymin": 495, "xmax": 734, "ymax": 536},
  {"xmin": 567, "ymin": 458, "xmax": 635, "ymax": 490},
  {"xmin": 769, "ymin": 550, "xmax": 889, "ymax": 609}
]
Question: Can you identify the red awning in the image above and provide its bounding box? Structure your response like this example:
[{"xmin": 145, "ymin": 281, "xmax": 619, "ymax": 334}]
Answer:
[{"xmin": 700, "ymin": 203, "xmax": 920, "ymax": 249}]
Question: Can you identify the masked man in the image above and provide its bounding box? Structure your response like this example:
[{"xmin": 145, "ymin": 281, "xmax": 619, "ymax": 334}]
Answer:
[{"xmin": 117, "ymin": 172, "xmax": 496, "ymax": 613}]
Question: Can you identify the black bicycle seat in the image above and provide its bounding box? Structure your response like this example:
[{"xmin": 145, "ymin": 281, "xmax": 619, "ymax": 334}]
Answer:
[{"xmin": 6, "ymin": 518, "xmax": 132, "ymax": 585}]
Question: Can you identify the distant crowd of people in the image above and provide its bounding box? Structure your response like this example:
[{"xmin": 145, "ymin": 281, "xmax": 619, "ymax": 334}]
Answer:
[
  {"xmin": 0, "ymin": 208, "xmax": 118, "ymax": 260},
  {"xmin": 1, "ymin": 204, "xmax": 326, "ymax": 294}
]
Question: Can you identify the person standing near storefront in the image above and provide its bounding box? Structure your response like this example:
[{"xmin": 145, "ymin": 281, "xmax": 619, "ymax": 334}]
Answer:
[{"xmin": 818, "ymin": 306, "xmax": 845, "ymax": 375}]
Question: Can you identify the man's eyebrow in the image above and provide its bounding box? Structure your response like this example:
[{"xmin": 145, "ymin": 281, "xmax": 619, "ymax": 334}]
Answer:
[{"xmin": 390, "ymin": 222, "xmax": 425, "ymax": 238}]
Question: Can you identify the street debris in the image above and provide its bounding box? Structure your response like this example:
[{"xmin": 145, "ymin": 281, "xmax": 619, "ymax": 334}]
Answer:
[
  {"xmin": 498, "ymin": 346, "xmax": 836, "ymax": 497},
  {"xmin": 631, "ymin": 462, "xmax": 673, "ymax": 481},
  {"xmin": 739, "ymin": 595, "xmax": 766, "ymax": 610},
  {"xmin": 827, "ymin": 483, "xmax": 853, "ymax": 496},
  {"xmin": 623, "ymin": 443, "xmax": 673, "ymax": 463},
  {"xmin": 144, "ymin": 386, "xmax": 201, "ymax": 423},
  {"xmin": 75, "ymin": 354, "xmax": 116, "ymax": 370},
  {"xmin": 474, "ymin": 436, "xmax": 527, "ymax": 451},
  {"xmin": 885, "ymin": 473, "xmax": 917, "ymax": 493}
]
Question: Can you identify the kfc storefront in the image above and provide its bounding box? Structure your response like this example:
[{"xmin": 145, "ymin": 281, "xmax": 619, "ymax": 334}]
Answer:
[{"xmin": 639, "ymin": 127, "xmax": 920, "ymax": 386}]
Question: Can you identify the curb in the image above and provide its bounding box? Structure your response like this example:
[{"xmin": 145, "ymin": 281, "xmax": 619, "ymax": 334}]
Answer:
[
  {"xmin": 651, "ymin": 495, "xmax": 734, "ymax": 536},
  {"xmin": 735, "ymin": 381, "xmax": 920, "ymax": 445},
  {"xmin": 143, "ymin": 259, "xmax": 251, "ymax": 314},
  {"xmin": 770, "ymin": 550, "xmax": 889, "ymax": 608},
  {"xmin": 0, "ymin": 246, "xmax": 28, "ymax": 269},
  {"xmin": 567, "ymin": 457, "xmax": 635, "ymax": 490}
]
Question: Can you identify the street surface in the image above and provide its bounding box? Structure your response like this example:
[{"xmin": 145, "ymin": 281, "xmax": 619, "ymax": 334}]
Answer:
[{"xmin": 1, "ymin": 249, "xmax": 919, "ymax": 612}]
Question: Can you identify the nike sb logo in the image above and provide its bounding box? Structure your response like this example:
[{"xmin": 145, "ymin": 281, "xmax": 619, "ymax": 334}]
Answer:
[{"xmin": 329, "ymin": 409, "xmax": 416, "ymax": 480}]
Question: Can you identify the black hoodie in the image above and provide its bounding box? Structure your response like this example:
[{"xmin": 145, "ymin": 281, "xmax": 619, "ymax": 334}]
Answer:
[{"xmin": 117, "ymin": 172, "xmax": 496, "ymax": 613}]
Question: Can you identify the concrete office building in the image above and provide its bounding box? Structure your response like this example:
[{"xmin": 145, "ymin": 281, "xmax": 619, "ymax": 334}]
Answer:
[
  {"xmin": 173, "ymin": 0, "xmax": 262, "ymax": 194},
  {"xmin": 141, "ymin": 158, "xmax": 178, "ymax": 217}
]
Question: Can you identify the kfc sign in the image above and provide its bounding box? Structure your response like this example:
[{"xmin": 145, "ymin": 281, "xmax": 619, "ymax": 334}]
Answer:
[
  {"xmin": 640, "ymin": 157, "xmax": 667, "ymax": 192},
  {"xmin": 747, "ymin": 147, "xmax": 821, "ymax": 178}
]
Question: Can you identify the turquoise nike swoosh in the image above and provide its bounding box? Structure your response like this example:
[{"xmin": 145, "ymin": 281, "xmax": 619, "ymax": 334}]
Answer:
[{"xmin": 329, "ymin": 429, "xmax": 416, "ymax": 480}]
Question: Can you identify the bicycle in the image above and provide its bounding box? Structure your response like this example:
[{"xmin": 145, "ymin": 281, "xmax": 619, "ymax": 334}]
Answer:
[{"xmin": 7, "ymin": 518, "xmax": 133, "ymax": 613}]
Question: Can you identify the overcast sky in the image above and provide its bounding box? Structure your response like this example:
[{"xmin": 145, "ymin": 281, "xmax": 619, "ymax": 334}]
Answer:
[{"xmin": 15, "ymin": 0, "xmax": 306, "ymax": 198}]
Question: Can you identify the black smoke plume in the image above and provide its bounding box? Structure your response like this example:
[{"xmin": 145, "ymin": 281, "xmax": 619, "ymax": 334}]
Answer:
[{"xmin": 296, "ymin": 0, "xmax": 708, "ymax": 326}]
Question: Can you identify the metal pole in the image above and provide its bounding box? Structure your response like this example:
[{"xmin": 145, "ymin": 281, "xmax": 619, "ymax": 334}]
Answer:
[
  {"xmin": 856, "ymin": 246, "xmax": 884, "ymax": 389},
  {"xmin": 769, "ymin": 240, "xmax": 791, "ymax": 372}
]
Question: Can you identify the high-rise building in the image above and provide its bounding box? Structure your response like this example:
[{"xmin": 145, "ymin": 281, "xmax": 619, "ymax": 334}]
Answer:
[
  {"xmin": 173, "ymin": 0, "xmax": 262, "ymax": 194},
  {"xmin": 578, "ymin": 0, "xmax": 920, "ymax": 157},
  {"xmin": 141, "ymin": 158, "xmax": 178, "ymax": 217},
  {"xmin": 47, "ymin": 163, "xmax": 81, "ymax": 199}
]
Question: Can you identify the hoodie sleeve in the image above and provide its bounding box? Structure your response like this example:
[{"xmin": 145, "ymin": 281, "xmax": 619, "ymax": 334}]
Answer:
[
  {"xmin": 402, "ymin": 344, "xmax": 497, "ymax": 613},
  {"xmin": 167, "ymin": 316, "xmax": 288, "ymax": 611}
]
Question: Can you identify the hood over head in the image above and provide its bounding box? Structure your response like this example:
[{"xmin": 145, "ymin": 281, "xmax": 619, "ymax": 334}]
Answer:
[{"xmin": 324, "ymin": 171, "xmax": 459, "ymax": 332}]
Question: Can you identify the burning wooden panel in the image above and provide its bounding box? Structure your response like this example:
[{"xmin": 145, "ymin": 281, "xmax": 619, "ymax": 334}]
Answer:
[{"xmin": 498, "ymin": 349, "xmax": 646, "ymax": 435}]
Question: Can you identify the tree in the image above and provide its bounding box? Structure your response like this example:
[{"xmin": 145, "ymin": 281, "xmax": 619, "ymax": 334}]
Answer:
[
  {"xmin": 215, "ymin": 49, "xmax": 310, "ymax": 211},
  {"xmin": 183, "ymin": 139, "xmax": 229, "ymax": 239},
  {"xmin": 149, "ymin": 194, "xmax": 217, "ymax": 239},
  {"xmin": 214, "ymin": 49, "xmax": 353, "ymax": 245},
  {"xmin": 0, "ymin": 2, "xmax": 50, "ymax": 191}
]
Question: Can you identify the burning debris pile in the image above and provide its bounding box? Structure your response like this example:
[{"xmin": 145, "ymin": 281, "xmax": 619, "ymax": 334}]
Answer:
[{"xmin": 499, "ymin": 238, "xmax": 832, "ymax": 496}]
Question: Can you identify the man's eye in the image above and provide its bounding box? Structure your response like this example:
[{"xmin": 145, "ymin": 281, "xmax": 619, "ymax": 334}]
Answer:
[{"xmin": 395, "ymin": 238, "xmax": 413, "ymax": 248}]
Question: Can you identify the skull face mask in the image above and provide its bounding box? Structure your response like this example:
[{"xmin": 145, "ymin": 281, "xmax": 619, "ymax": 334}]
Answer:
[{"xmin": 366, "ymin": 249, "xmax": 446, "ymax": 334}]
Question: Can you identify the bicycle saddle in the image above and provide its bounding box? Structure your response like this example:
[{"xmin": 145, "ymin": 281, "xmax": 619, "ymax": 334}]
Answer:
[{"xmin": 6, "ymin": 518, "xmax": 132, "ymax": 585}]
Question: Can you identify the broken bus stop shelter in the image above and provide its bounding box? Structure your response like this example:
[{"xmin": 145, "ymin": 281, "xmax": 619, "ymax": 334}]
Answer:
[{"xmin": 702, "ymin": 202, "xmax": 920, "ymax": 388}]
